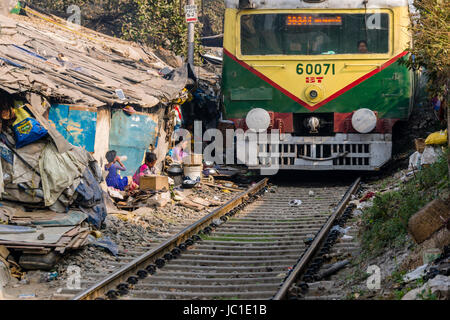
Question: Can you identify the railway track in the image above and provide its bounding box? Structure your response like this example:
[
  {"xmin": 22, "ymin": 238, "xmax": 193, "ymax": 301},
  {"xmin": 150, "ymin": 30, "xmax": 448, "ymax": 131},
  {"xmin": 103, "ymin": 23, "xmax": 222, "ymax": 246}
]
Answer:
[{"xmin": 73, "ymin": 177, "xmax": 360, "ymax": 300}]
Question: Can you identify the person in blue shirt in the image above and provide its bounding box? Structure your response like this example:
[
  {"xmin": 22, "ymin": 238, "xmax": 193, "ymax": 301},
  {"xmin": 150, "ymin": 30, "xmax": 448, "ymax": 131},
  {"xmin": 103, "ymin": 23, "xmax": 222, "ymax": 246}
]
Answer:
[{"xmin": 105, "ymin": 150, "xmax": 128, "ymax": 191}]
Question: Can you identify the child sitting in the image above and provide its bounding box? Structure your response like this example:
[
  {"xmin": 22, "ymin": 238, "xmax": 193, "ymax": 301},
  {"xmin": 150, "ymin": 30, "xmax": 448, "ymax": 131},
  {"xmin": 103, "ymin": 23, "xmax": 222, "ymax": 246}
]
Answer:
[
  {"xmin": 132, "ymin": 152, "xmax": 158, "ymax": 187},
  {"xmin": 105, "ymin": 150, "xmax": 128, "ymax": 191}
]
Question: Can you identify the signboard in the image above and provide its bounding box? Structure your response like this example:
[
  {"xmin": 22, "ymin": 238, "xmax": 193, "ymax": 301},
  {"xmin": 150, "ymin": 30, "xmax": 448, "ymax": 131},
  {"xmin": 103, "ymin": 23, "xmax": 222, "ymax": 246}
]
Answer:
[
  {"xmin": 185, "ymin": 4, "xmax": 198, "ymax": 23},
  {"xmin": 286, "ymin": 15, "xmax": 342, "ymax": 26}
]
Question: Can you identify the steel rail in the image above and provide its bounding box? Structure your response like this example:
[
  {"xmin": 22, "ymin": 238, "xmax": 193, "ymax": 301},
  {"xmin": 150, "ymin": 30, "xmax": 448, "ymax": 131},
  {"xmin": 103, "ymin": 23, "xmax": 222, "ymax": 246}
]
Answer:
[
  {"xmin": 273, "ymin": 177, "xmax": 361, "ymax": 300},
  {"xmin": 73, "ymin": 178, "xmax": 269, "ymax": 300}
]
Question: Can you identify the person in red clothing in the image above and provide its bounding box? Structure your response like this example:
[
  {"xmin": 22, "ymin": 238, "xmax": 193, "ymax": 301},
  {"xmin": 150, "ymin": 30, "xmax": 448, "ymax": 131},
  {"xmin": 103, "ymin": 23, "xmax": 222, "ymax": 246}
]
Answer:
[{"xmin": 132, "ymin": 152, "xmax": 157, "ymax": 187}]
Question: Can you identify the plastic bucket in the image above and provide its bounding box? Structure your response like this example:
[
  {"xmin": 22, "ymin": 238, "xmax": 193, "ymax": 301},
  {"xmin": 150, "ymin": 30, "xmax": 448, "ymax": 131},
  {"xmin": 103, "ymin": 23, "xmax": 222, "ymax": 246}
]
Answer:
[
  {"xmin": 184, "ymin": 154, "xmax": 203, "ymax": 165},
  {"xmin": 183, "ymin": 165, "xmax": 202, "ymax": 181}
]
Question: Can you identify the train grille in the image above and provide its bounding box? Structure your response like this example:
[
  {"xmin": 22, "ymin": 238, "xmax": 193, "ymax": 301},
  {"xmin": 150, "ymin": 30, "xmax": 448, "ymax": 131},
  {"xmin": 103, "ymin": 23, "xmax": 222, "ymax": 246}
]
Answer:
[{"xmin": 258, "ymin": 143, "xmax": 371, "ymax": 167}]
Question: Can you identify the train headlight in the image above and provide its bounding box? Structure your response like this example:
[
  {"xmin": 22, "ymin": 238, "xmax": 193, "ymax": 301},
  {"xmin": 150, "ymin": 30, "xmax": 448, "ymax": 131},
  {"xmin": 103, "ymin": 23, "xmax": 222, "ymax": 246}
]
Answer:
[
  {"xmin": 307, "ymin": 117, "xmax": 320, "ymax": 134},
  {"xmin": 304, "ymin": 85, "xmax": 323, "ymax": 103},
  {"xmin": 351, "ymin": 108, "xmax": 377, "ymax": 133},
  {"xmin": 245, "ymin": 108, "xmax": 270, "ymax": 132}
]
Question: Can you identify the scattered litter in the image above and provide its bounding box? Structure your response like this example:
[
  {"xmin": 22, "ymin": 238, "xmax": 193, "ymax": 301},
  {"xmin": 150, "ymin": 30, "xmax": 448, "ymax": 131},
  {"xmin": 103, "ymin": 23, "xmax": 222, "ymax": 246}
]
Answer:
[
  {"xmin": 0, "ymin": 259, "xmax": 10, "ymax": 287},
  {"xmin": 289, "ymin": 199, "xmax": 302, "ymax": 207},
  {"xmin": 425, "ymin": 129, "xmax": 447, "ymax": 145},
  {"xmin": 43, "ymin": 271, "xmax": 58, "ymax": 282},
  {"xmin": 422, "ymin": 248, "xmax": 441, "ymax": 265},
  {"xmin": 147, "ymin": 191, "xmax": 172, "ymax": 208},
  {"xmin": 408, "ymin": 151, "xmax": 422, "ymax": 170},
  {"xmin": 304, "ymin": 233, "xmax": 315, "ymax": 245},
  {"xmin": 341, "ymin": 235, "xmax": 353, "ymax": 241},
  {"xmin": 90, "ymin": 230, "xmax": 102, "ymax": 239},
  {"xmin": 331, "ymin": 225, "xmax": 351, "ymax": 234},
  {"xmin": 360, "ymin": 191, "xmax": 375, "ymax": 202},
  {"xmin": 18, "ymin": 293, "xmax": 36, "ymax": 299},
  {"xmin": 421, "ymin": 146, "xmax": 442, "ymax": 166},
  {"xmin": 108, "ymin": 187, "xmax": 124, "ymax": 200},
  {"xmin": 353, "ymin": 209, "xmax": 363, "ymax": 216},
  {"xmin": 92, "ymin": 237, "xmax": 119, "ymax": 256},
  {"xmin": 317, "ymin": 260, "xmax": 350, "ymax": 280},
  {"xmin": 172, "ymin": 195, "xmax": 183, "ymax": 201},
  {"xmin": 308, "ymin": 190, "xmax": 315, "ymax": 196},
  {"xmin": 357, "ymin": 201, "xmax": 373, "ymax": 210},
  {"xmin": 403, "ymin": 264, "xmax": 429, "ymax": 282}
]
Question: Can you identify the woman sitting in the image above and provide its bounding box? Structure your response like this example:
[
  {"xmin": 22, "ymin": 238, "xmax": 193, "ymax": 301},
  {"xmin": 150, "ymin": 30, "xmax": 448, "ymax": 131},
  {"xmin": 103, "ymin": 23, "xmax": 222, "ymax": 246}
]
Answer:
[
  {"xmin": 105, "ymin": 150, "xmax": 128, "ymax": 191},
  {"xmin": 132, "ymin": 152, "xmax": 158, "ymax": 187}
]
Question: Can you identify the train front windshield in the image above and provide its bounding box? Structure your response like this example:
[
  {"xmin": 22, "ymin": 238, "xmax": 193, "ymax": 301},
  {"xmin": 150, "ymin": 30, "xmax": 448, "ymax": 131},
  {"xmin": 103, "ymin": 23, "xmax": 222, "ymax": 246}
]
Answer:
[{"xmin": 240, "ymin": 13, "xmax": 389, "ymax": 56}]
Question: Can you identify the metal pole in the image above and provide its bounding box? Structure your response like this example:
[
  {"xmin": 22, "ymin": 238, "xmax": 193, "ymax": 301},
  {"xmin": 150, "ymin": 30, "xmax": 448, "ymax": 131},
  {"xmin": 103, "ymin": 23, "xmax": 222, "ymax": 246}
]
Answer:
[{"xmin": 187, "ymin": 0, "xmax": 195, "ymax": 66}]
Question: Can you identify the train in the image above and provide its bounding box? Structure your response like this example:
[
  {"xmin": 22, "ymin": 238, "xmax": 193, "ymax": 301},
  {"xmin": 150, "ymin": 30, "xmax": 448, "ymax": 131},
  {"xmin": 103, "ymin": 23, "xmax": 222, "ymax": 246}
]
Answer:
[{"xmin": 221, "ymin": 0, "xmax": 416, "ymax": 170}]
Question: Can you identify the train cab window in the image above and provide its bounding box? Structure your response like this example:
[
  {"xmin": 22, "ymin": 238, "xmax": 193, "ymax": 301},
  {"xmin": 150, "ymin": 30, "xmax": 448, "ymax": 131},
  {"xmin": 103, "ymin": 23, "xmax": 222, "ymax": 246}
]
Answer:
[{"xmin": 240, "ymin": 13, "xmax": 390, "ymax": 55}]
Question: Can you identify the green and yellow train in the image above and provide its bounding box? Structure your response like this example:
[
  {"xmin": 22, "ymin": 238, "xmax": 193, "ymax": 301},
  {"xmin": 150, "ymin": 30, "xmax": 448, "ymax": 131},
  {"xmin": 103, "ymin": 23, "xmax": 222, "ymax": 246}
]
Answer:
[{"xmin": 222, "ymin": 0, "xmax": 416, "ymax": 170}]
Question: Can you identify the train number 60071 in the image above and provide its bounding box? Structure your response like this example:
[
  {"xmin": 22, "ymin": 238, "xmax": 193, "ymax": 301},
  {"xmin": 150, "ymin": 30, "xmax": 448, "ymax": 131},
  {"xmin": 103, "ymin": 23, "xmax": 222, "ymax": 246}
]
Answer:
[{"xmin": 296, "ymin": 63, "xmax": 335, "ymax": 75}]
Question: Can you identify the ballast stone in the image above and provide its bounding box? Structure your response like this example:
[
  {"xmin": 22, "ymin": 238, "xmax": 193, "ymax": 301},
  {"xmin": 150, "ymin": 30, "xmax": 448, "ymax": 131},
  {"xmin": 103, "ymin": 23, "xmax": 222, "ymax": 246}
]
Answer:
[{"xmin": 402, "ymin": 275, "xmax": 450, "ymax": 300}]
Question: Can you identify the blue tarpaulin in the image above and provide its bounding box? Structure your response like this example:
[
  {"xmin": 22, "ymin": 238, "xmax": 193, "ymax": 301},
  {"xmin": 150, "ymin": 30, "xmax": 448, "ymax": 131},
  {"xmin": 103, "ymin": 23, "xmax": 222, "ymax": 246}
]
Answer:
[
  {"xmin": 48, "ymin": 105, "xmax": 97, "ymax": 152},
  {"xmin": 75, "ymin": 167, "xmax": 107, "ymax": 229},
  {"xmin": 93, "ymin": 236, "xmax": 118, "ymax": 256},
  {"xmin": 109, "ymin": 110, "xmax": 158, "ymax": 176}
]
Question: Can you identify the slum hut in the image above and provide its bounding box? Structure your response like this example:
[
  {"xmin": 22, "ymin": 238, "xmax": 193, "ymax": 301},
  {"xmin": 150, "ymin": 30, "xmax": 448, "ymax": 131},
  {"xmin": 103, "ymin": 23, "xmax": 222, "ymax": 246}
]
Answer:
[
  {"xmin": 0, "ymin": 7, "xmax": 189, "ymax": 177},
  {"xmin": 0, "ymin": 7, "xmax": 189, "ymax": 266}
]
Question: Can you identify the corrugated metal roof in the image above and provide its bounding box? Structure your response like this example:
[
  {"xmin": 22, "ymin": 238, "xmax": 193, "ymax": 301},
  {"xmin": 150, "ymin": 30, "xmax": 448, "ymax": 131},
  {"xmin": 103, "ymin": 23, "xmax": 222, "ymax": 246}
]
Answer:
[{"xmin": 0, "ymin": 9, "xmax": 188, "ymax": 108}]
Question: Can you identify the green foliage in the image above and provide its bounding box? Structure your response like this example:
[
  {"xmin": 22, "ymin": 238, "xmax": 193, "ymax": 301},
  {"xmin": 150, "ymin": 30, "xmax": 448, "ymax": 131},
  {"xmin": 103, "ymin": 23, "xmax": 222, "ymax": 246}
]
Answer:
[
  {"xmin": 361, "ymin": 151, "xmax": 449, "ymax": 256},
  {"xmin": 408, "ymin": 0, "xmax": 449, "ymax": 100},
  {"xmin": 417, "ymin": 288, "xmax": 438, "ymax": 300},
  {"xmin": 120, "ymin": 1, "xmax": 191, "ymax": 56},
  {"xmin": 390, "ymin": 270, "xmax": 407, "ymax": 285},
  {"xmin": 394, "ymin": 289, "xmax": 407, "ymax": 300},
  {"xmin": 28, "ymin": 0, "xmax": 209, "ymax": 56}
]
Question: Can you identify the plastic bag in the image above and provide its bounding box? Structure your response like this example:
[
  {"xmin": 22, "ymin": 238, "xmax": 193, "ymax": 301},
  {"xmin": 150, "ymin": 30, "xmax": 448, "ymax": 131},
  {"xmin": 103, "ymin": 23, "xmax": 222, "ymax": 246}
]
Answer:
[
  {"xmin": 421, "ymin": 146, "xmax": 441, "ymax": 166},
  {"xmin": 12, "ymin": 107, "xmax": 48, "ymax": 149},
  {"xmin": 331, "ymin": 225, "xmax": 351, "ymax": 234},
  {"xmin": 289, "ymin": 199, "xmax": 302, "ymax": 206},
  {"xmin": 408, "ymin": 151, "xmax": 422, "ymax": 170},
  {"xmin": 425, "ymin": 129, "xmax": 447, "ymax": 145}
]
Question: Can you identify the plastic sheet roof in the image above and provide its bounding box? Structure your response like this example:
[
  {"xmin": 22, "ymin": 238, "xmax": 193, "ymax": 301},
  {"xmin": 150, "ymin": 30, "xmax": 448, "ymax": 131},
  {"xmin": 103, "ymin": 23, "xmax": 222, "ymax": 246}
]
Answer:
[{"xmin": 0, "ymin": 9, "xmax": 188, "ymax": 108}]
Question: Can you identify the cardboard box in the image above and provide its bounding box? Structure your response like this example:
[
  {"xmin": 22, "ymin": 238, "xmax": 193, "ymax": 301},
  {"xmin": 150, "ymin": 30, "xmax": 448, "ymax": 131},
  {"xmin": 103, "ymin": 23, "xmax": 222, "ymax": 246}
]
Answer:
[
  {"xmin": 0, "ymin": 245, "xmax": 9, "ymax": 260},
  {"xmin": 414, "ymin": 138, "xmax": 426, "ymax": 153},
  {"xmin": 140, "ymin": 175, "xmax": 169, "ymax": 191}
]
